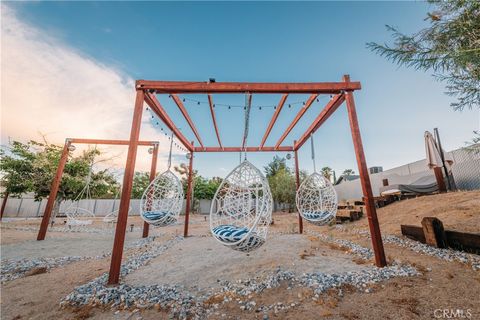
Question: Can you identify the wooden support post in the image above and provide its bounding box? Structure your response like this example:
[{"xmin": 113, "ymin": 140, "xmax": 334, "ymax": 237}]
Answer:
[
  {"xmin": 183, "ymin": 142, "xmax": 194, "ymax": 238},
  {"xmin": 433, "ymin": 167, "xmax": 447, "ymax": 193},
  {"xmin": 108, "ymin": 90, "xmax": 145, "ymax": 285},
  {"xmin": 294, "ymin": 142, "xmax": 303, "ymax": 234},
  {"xmin": 1, "ymin": 192, "xmax": 9, "ymax": 220},
  {"xmin": 344, "ymin": 75, "xmax": 387, "ymax": 267},
  {"xmin": 143, "ymin": 143, "xmax": 159, "ymax": 238},
  {"xmin": 37, "ymin": 140, "xmax": 71, "ymax": 240},
  {"xmin": 422, "ymin": 217, "xmax": 447, "ymax": 248}
]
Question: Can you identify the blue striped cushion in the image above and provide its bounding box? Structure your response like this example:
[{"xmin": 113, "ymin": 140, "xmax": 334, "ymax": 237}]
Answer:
[
  {"xmin": 303, "ymin": 211, "xmax": 329, "ymax": 220},
  {"xmin": 302, "ymin": 211, "xmax": 334, "ymax": 225},
  {"xmin": 212, "ymin": 225, "xmax": 249, "ymax": 243},
  {"xmin": 212, "ymin": 224, "xmax": 265, "ymax": 252},
  {"xmin": 143, "ymin": 211, "xmax": 177, "ymax": 226}
]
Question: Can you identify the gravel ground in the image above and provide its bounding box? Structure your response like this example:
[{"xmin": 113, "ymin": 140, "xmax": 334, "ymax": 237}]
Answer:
[
  {"xmin": 126, "ymin": 234, "xmax": 368, "ymax": 291},
  {"xmin": 1, "ymin": 236, "xmax": 157, "ymax": 283},
  {"xmin": 383, "ymin": 234, "xmax": 480, "ymax": 271},
  {"xmin": 61, "ymin": 233, "xmax": 419, "ymax": 319},
  {"xmin": 340, "ymin": 226, "xmax": 480, "ymax": 271}
]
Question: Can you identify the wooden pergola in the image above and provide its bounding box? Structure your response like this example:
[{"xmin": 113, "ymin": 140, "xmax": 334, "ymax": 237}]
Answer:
[
  {"xmin": 36, "ymin": 138, "xmax": 160, "ymax": 240},
  {"xmin": 39, "ymin": 75, "xmax": 387, "ymax": 285}
]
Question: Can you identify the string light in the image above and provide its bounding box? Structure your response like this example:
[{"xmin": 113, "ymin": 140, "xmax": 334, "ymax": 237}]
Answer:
[
  {"xmin": 176, "ymin": 95, "xmax": 328, "ymax": 110},
  {"xmin": 145, "ymin": 108, "xmax": 189, "ymax": 153},
  {"xmin": 143, "ymin": 93, "xmax": 331, "ymax": 152}
]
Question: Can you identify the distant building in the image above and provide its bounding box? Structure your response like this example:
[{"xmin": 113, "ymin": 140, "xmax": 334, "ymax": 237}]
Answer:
[
  {"xmin": 369, "ymin": 166, "xmax": 383, "ymax": 174},
  {"xmin": 335, "ymin": 174, "xmax": 360, "ymax": 185}
]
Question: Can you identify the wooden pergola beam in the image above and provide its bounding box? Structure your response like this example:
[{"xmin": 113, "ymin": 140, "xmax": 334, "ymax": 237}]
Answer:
[
  {"xmin": 194, "ymin": 146, "xmax": 294, "ymax": 152},
  {"xmin": 69, "ymin": 138, "xmax": 158, "ymax": 146},
  {"xmin": 260, "ymin": 94, "xmax": 288, "ymax": 148},
  {"xmin": 274, "ymin": 94, "xmax": 319, "ymax": 149},
  {"xmin": 207, "ymin": 94, "xmax": 223, "ymax": 148},
  {"xmin": 294, "ymin": 93, "xmax": 345, "ymax": 150},
  {"xmin": 171, "ymin": 94, "xmax": 204, "ymax": 148},
  {"xmin": 136, "ymin": 80, "xmax": 361, "ymax": 94},
  {"xmin": 144, "ymin": 92, "xmax": 193, "ymax": 151}
]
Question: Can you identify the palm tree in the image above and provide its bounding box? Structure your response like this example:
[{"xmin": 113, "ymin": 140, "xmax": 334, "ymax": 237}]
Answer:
[{"xmin": 321, "ymin": 167, "xmax": 333, "ymax": 182}]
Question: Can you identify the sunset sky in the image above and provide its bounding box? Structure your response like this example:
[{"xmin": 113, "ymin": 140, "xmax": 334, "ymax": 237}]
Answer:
[{"xmin": 1, "ymin": 2, "xmax": 479, "ymax": 178}]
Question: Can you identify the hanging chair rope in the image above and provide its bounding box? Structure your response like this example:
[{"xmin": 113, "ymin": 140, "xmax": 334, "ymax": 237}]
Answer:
[
  {"xmin": 167, "ymin": 131, "xmax": 174, "ymax": 169},
  {"xmin": 310, "ymin": 133, "xmax": 316, "ymax": 173},
  {"xmin": 241, "ymin": 92, "xmax": 252, "ymax": 160}
]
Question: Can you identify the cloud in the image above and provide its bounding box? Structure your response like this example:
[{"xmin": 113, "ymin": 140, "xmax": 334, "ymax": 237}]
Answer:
[{"xmin": 0, "ymin": 5, "xmax": 182, "ymax": 173}]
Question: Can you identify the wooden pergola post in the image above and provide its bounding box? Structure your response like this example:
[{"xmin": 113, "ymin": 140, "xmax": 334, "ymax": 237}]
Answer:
[
  {"xmin": 108, "ymin": 90, "xmax": 145, "ymax": 285},
  {"xmin": 183, "ymin": 142, "xmax": 194, "ymax": 238},
  {"xmin": 343, "ymin": 75, "xmax": 387, "ymax": 267},
  {"xmin": 142, "ymin": 142, "xmax": 159, "ymax": 238},
  {"xmin": 293, "ymin": 140, "xmax": 303, "ymax": 234},
  {"xmin": 1, "ymin": 192, "xmax": 9, "ymax": 220},
  {"xmin": 37, "ymin": 139, "xmax": 71, "ymax": 240}
]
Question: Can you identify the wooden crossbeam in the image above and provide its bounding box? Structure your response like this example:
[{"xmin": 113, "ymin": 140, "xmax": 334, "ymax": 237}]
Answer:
[
  {"xmin": 136, "ymin": 80, "xmax": 361, "ymax": 94},
  {"xmin": 171, "ymin": 94, "xmax": 204, "ymax": 148},
  {"xmin": 194, "ymin": 146, "xmax": 293, "ymax": 152},
  {"xmin": 208, "ymin": 94, "xmax": 222, "ymax": 148},
  {"xmin": 274, "ymin": 94, "xmax": 319, "ymax": 148},
  {"xmin": 260, "ymin": 94, "xmax": 288, "ymax": 148},
  {"xmin": 294, "ymin": 93, "xmax": 345, "ymax": 150},
  {"xmin": 69, "ymin": 138, "xmax": 158, "ymax": 146},
  {"xmin": 144, "ymin": 93, "xmax": 193, "ymax": 151}
]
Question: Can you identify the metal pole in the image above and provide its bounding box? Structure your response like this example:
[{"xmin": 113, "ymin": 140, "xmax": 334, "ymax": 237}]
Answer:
[
  {"xmin": 294, "ymin": 141, "xmax": 303, "ymax": 234},
  {"xmin": 37, "ymin": 139, "xmax": 71, "ymax": 240},
  {"xmin": 184, "ymin": 142, "xmax": 194, "ymax": 237},
  {"xmin": 433, "ymin": 128, "xmax": 452, "ymax": 191},
  {"xmin": 343, "ymin": 75, "xmax": 387, "ymax": 267},
  {"xmin": 108, "ymin": 90, "xmax": 145, "ymax": 285},
  {"xmin": 143, "ymin": 143, "xmax": 159, "ymax": 238},
  {"xmin": 0, "ymin": 192, "xmax": 9, "ymax": 220}
]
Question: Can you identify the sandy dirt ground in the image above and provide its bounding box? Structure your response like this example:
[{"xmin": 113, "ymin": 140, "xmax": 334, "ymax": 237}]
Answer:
[{"xmin": 1, "ymin": 191, "xmax": 479, "ymax": 320}]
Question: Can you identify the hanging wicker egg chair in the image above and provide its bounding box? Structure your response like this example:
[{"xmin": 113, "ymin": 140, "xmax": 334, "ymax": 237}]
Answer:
[
  {"xmin": 140, "ymin": 132, "xmax": 183, "ymax": 227},
  {"xmin": 296, "ymin": 172, "xmax": 337, "ymax": 226},
  {"xmin": 140, "ymin": 169, "xmax": 183, "ymax": 227},
  {"xmin": 210, "ymin": 160, "xmax": 272, "ymax": 252}
]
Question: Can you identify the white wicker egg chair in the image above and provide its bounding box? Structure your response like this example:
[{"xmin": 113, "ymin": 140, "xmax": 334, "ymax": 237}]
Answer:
[
  {"xmin": 140, "ymin": 132, "xmax": 184, "ymax": 227},
  {"xmin": 210, "ymin": 159, "xmax": 273, "ymax": 252},
  {"xmin": 296, "ymin": 172, "xmax": 337, "ymax": 226},
  {"xmin": 295, "ymin": 134, "xmax": 338, "ymax": 226}
]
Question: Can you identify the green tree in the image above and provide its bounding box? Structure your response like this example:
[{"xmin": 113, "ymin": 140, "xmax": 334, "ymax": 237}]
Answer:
[
  {"xmin": 342, "ymin": 169, "xmax": 355, "ymax": 176},
  {"xmin": 264, "ymin": 155, "xmax": 289, "ymax": 178},
  {"xmin": 367, "ymin": 0, "xmax": 480, "ymax": 110},
  {"xmin": 131, "ymin": 172, "xmax": 150, "ymax": 199},
  {"xmin": 0, "ymin": 141, "xmax": 35, "ymax": 197},
  {"xmin": 269, "ymin": 168, "xmax": 296, "ymax": 212},
  {"xmin": 0, "ymin": 140, "xmax": 120, "ymax": 217}
]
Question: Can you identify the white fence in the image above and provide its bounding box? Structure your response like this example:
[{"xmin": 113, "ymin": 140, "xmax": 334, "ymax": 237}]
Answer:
[
  {"xmin": 334, "ymin": 147, "xmax": 480, "ymax": 201},
  {"xmin": 0, "ymin": 198, "xmax": 216, "ymax": 218}
]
